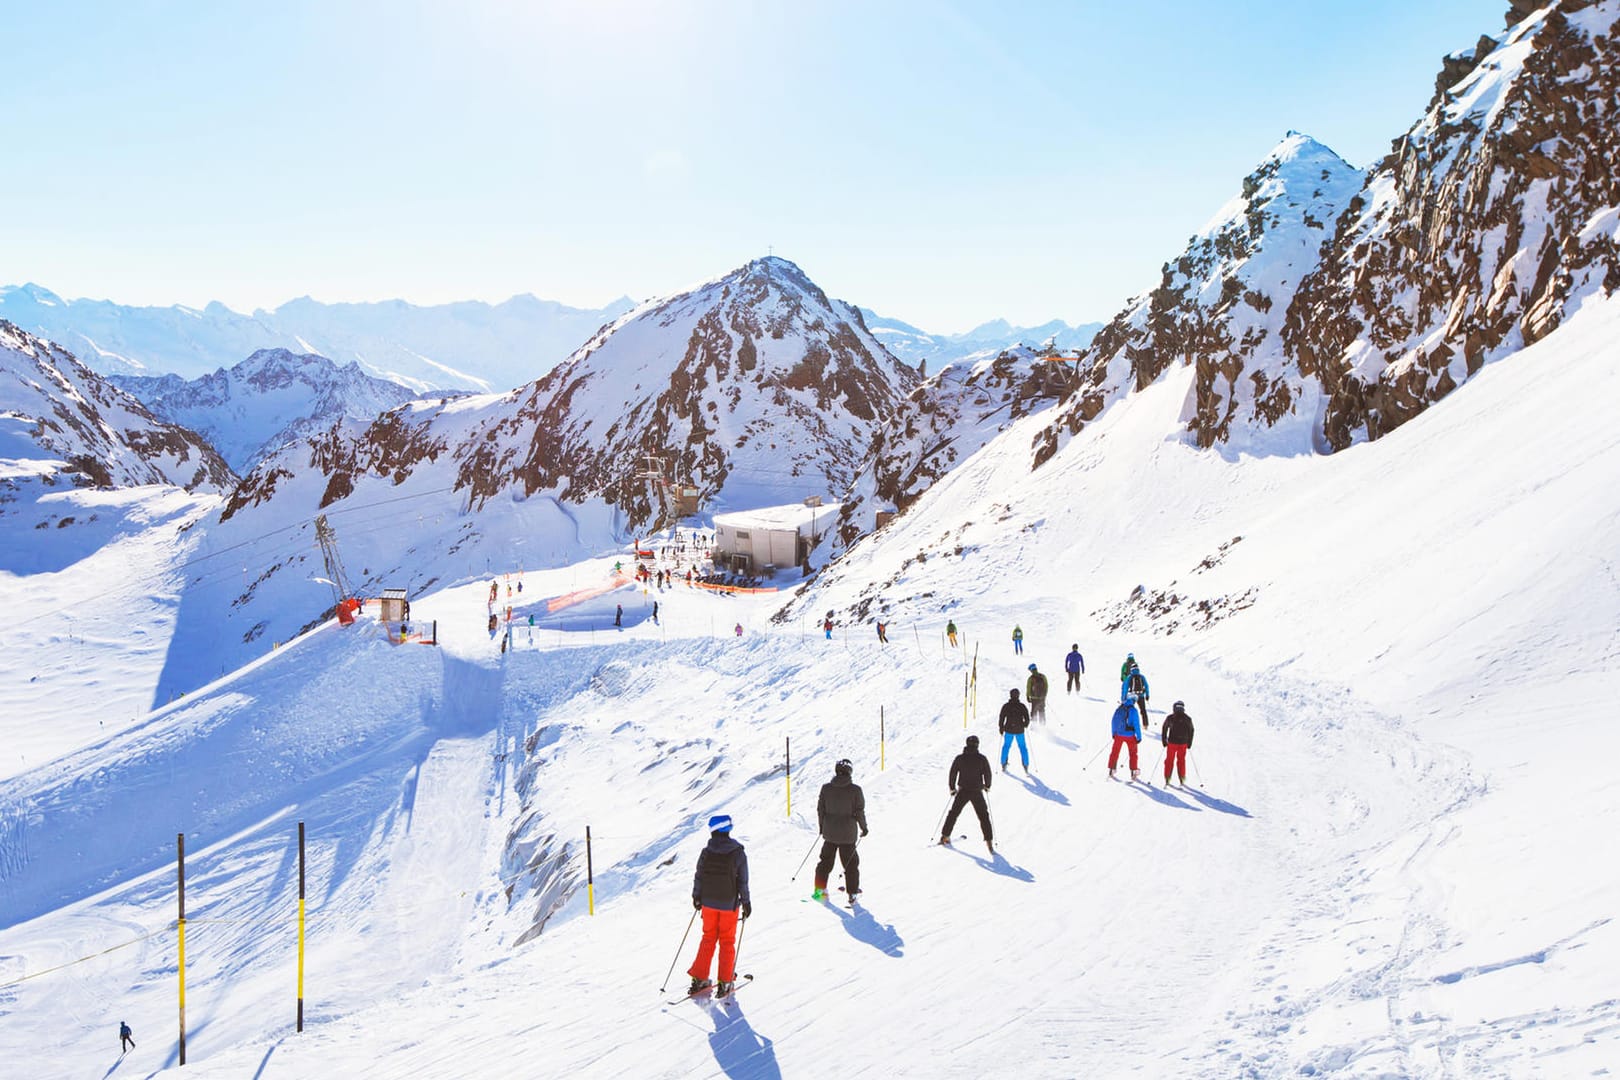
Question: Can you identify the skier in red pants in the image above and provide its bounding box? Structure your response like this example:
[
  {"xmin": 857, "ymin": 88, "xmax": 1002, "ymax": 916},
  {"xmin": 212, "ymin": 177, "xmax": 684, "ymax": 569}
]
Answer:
[
  {"xmin": 1161, "ymin": 700, "xmax": 1195, "ymax": 787},
  {"xmin": 687, "ymin": 814, "xmax": 751, "ymax": 998},
  {"xmin": 1108, "ymin": 698, "xmax": 1143, "ymax": 779}
]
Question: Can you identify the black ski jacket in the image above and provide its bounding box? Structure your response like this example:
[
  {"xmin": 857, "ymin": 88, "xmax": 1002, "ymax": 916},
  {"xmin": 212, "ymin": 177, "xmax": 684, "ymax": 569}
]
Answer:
[
  {"xmin": 817, "ymin": 774, "xmax": 868, "ymax": 844},
  {"xmin": 692, "ymin": 833, "xmax": 750, "ymax": 911},
  {"xmin": 949, "ymin": 749, "xmax": 993, "ymax": 793},
  {"xmin": 1162, "ymin": 707, "xmax": 1195, "ymax": 747},
  {"xmin": 999, "ymin": 698, "xmax": 1031, "ymax": 734}
]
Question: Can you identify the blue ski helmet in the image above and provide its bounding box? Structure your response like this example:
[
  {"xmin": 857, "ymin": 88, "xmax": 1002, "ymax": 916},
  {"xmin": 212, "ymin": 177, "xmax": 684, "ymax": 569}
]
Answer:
[{"xmin": 708, "ymin": 814, "xmax": 733, "ymax": 833}]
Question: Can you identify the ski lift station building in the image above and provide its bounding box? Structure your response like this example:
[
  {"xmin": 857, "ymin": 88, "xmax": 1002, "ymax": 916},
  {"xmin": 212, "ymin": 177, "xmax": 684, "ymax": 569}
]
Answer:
[{"xmin": 712, "ymin": 498, "xmax": 839, "ymax": 573}]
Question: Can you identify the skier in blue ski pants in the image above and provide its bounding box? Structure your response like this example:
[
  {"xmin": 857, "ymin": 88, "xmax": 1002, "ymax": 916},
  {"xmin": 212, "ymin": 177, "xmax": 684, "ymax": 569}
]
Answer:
[{"xmin": 999, "ymin": 689, "xmax": 1031, "ymax": 770}]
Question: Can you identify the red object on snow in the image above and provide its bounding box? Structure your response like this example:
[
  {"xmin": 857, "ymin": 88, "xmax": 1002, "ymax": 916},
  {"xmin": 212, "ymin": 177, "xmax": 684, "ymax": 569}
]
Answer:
[{"xmin": 336, "ymin": 597, "xmax": 361, "ymax": 626}]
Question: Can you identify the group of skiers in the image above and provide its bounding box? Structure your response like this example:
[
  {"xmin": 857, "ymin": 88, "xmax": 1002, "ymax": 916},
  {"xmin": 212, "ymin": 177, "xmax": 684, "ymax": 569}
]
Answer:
[{"xmin": 682, "ymin": 647, "xmax": 1199, "ymax": 999}]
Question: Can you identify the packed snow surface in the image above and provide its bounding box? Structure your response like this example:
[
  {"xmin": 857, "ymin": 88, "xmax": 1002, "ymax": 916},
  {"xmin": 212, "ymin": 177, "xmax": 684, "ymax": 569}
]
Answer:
[{"xmin": 1, "ymin": 292, "xmax": 1617, "ymax": 1078}]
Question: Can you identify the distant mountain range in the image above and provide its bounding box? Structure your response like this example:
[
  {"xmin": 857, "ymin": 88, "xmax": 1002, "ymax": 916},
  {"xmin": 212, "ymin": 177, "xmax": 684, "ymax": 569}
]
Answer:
[
  {"xmin": 0, "ymin": 286, "xmax": 636, "ymax": 394},
  {"xmin": 110, "ymin": 349, "xmax": 422, "ymax": 472},
  {"xmin": 0, "ymin": 282, "xmax": 1102, "ymax": 400},
  {"xmin": 858, "ymin": 309, "xmax": 1102, "ymax": 369}
]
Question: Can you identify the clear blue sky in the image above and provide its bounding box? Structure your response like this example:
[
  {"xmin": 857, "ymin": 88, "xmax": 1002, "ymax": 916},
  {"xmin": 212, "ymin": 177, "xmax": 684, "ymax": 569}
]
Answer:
[{"xmin": 0, "ymin": 0, "xmax": 1501, "ymax": 333}]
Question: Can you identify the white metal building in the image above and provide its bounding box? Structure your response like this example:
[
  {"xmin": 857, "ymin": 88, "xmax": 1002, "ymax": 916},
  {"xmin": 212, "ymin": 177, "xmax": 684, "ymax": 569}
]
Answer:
[{"xmin": 712, "ymin": 499, "xmax": 840, "ymax": 574}]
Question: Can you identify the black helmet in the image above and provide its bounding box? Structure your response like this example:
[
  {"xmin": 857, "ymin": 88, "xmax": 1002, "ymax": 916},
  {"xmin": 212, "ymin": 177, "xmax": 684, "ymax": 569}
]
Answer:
[
  {"xmin": 1009, "ymin": 688, "xmax": 1020, "ymax": 698},
  {"xmin": 835, "ymin": 758, "xmax": 853, "ymax": 777},
  {"xmin": 965, "ymin": 735, "xmax": 979, "ymax": 748}
]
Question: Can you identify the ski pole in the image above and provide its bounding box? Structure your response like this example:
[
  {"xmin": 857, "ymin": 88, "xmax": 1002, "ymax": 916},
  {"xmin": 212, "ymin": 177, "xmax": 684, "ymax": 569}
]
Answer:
[
  {"xmin": 1081, "ymin": 743, "xmax": 1107, "ymax": 769},
  {"xmin": 733, "ymin": 910, "xmax": 748, "ymax": 974},
  {"xmin": 1190, "ymin": 749, "xmax": 1204, "ymax": 785},
  {"xmin": 660, "ymin": 908, "xmax": 699, "ymax": 993},
  {"xmin": 790, "ymin": 834, "xmax": 820, "ymax": 881},
  {"xmin": 931, "ymin": 794, "xmax": 954, "ymax": 841}
]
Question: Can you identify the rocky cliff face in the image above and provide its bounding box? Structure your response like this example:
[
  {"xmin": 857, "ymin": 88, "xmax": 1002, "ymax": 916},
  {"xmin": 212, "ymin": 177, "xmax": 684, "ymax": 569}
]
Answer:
[
  {"xmin": 112, "ymin": 349, "xmax": 419, "ymax": 472},
  {"xmin": 1283, "ymin": 0, "xmax": 1620, "ymax": 449},
  {"xmin": 0, "ymin": 320, "xmax": 235, "ymax": 494},
  {"xmin": 1036, "ymin": 0, "xmax": 1619, "ymax": 464},
  {"xmin": 831, "ymin": 345, "xmax": 1076, "ymax": 549},
  {"xmin": 222, "ymin": 258, "xmax": 918, "ymax": 535},
  {"xmin": 1034, "ymin": 134, "xmax": 1364, "ymax": 464}
]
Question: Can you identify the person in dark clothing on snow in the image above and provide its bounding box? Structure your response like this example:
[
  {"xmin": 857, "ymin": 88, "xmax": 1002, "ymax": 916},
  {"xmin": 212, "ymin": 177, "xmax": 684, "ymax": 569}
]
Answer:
[
  {"xmin": 941, "ymin": 735, "xmax": 993, "ymax": 851},
  {"xmin": 875, "ymin": 620, "xmax": 888, "ymax": 644},
  {"xmin": 119, "ymin": 1021, "xmax": 135, "ymax": 1053},
  {"xmin": 615, "ymin": 603, "xmax": 623, "ymax": 628},
  {"xmin": 1025, "ymin": 663, "xmax": 1049, "ymax": 723},
  {"xmin": 688, "ymin": 814, "xmax": 751, "ymax": 998},
  {"xmin": 813, "ymin": 759, "xmax": 868, "ymax": 902},
  {"xmin": 998, "ymin": 688, "xmax": 1032, "ymax": 772},
  {"xmin": 1122, "ymin": 660, "xmax": 1150, "ymax": 727},
  {"xmin": 1065, "ymin": 644, "xmax": 1085, "ymax": 693},
  {"xmin": 1161, "ymin": 700, "xmax": 1195, "ymax": 787},
  {"xmin": 1109, "ymin": 697, "xmax": 1144, "ymax": 780}
]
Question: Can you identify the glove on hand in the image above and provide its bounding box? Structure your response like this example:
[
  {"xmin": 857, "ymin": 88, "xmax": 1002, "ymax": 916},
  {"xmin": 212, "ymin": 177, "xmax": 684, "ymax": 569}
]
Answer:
[
  {"xmin": 860, "ymin": 826, "xmax": 869, "ymax": 837},
  {"xmin": 741, "ymin": 901, "xmax": 752, "ymax": 919},
  {"xmin": 692, "ymin": 897, "xmax": 701, "ymax": 911}
]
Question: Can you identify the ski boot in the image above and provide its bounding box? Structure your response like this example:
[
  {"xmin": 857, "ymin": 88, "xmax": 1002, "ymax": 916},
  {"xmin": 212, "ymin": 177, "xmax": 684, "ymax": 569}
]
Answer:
[
  {"xmin": 716, "ymin": 980, "xmax": 734, "ymax": 998},
  {"xmin": 938, "ymin": 836, "xmax": 951, "ymax": 846},
  {"xmin": 1131, "ymin": 769, "xmax": 1140, "ymax": 782},
  {"xmin": 811, "ymin": 887, "xmax": 827, "ymax": 901},
  {"xmin": 688, "ymin": 977, "xmax": 713, "ymax": 995}
]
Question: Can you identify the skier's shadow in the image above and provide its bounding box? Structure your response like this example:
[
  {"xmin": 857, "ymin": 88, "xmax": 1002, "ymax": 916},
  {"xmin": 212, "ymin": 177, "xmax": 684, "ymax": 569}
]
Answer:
[
  {"xmin": 1045, "ymin": 730, "xmax": 1081, "ymax": 752},
  {"xmin": 1128, "ymin": 782, "xmax": 1200, "ymax": 811},
  {"xmin": 946, "ymin": 845, "xmax": 1036, "ymax": 882},
  {"xmin": 827, "ymin": 902, "xmax": 904, "ymax": 957},
  {"xmin": 1186, "ymin": 787, "xmax": 1253, "ymax": 818},
  {"xmin": 1015, "ymin": 772, "xmax": 1069, "ymax": 806},
  {"xmin": 704, "ymin": 998, "xmax": 782, "ymax": 1080}
]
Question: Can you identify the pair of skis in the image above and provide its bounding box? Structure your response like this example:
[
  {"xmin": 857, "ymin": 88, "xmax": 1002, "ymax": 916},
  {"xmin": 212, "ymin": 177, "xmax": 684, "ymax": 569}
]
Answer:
[{"xmin": 669, "ymin": 973, "xmax": 754, "ymax": 1005}]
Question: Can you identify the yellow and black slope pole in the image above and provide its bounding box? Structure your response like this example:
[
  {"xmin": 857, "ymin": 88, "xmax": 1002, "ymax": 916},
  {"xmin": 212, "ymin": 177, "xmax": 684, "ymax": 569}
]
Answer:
[
  {"xmin": 177, "ymin": 832, "xmax": 186, "ymax": 1066},
  {"xmin": 586, "ymin": 827, "xmax": 596, "ymax": 916},
  {"xmin": 880, "ymin": 706, "xmax": 885, "ymax": 771},
  {"xmin": 297, "ymin": 821, "xmax": 306, "ymax": 1033},
  {"xmin": 785, "ymin": 737, "xmax": 792, "ymax": 817}
]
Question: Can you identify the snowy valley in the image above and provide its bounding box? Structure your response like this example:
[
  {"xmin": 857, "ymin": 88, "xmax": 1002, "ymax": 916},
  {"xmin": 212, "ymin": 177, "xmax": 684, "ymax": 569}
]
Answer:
[{"xmin": 2, "ymin": 2, "xmax": 1619, "ymax": 1078}]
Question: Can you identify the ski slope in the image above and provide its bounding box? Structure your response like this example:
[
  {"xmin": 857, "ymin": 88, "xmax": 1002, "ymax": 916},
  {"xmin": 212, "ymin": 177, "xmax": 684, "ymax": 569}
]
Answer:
[{"xmin": 2, "ymin": 296, "xmax": 1618, "ymax": 1077}]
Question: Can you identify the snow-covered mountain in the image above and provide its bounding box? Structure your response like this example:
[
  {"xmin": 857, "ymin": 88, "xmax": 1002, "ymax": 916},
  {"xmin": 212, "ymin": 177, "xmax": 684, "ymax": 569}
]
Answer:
[
  {"xmin": 110, "ymin": 348, "xmax": 422, "ymax": 472},
  {"xmin": 0, "ymin": 319, "xmax": 234, "ymax": 497},
  {"xmin": 1284, "ymin": 0, "xmax": 1620, "ymax": 449},
  {"xmin": 860, "ymin": 307, "xmax": 1102, "ymax": 369},
  {"xmin": 156, "ymin": 256, "xmax": 917, "ymax": 672},
  {"xmin": 830, "ymin": 344, "xmax": 1077, "ymax": 551},
  {"xmin": 0, "ymin": 285, "xmax": 635, "ymax": 394},
  {"xmin": 1035, "ymin": 133, "xmax": 1364, "ymax": 463},
  {"xmin": 1039, "ymin": 0, "xmax": 1620, "ymax": 463}
]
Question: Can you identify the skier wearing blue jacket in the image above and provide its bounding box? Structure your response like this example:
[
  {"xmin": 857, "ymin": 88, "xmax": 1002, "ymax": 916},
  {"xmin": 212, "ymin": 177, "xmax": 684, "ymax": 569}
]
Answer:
[
  {"xmin": 1064, "ymin": 644, "xmax": 1085, "ymax": 694},
  {"xmin": 1108, "ymin": 698, "xmax": 1143, "ymax": 780}
]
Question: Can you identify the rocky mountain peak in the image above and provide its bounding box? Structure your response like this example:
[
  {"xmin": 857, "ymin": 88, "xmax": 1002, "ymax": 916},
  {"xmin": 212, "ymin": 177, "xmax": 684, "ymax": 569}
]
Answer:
[
  {"xmin": 1283, "ymin": 0, "xmax": 1620, "ymax": 449},
  {"xmin": 0, "ymin": 319, "xmax": 234, "ymax": 493},
  {"xmin": 223, "ymin": 257, "xmax": 918, "ymax": 541},
  {"xmin": 1033, "ymin": 132, "xmax": 1364, "ymax": 463}
]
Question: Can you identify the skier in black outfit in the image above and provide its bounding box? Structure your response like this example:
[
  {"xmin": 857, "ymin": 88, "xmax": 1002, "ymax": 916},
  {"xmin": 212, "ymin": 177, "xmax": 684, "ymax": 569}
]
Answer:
[
  {"xmin": 813, "ymin": 758, "xmax": 868, "ymax": 902},
  {"xmin": 686, "ymin": 814, "xmax": 751, "ymax": 998},
  {"xmin": 120, "ymin": 1021, "xmax": 135, "ymax": 1052},
  {"xmin": 940, "ymin": 735, "xmax": 994, "ymax": 852},
  {"xmin": 1161, "ymin": 700, "xmax": 1195, "ymax": 787}
]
